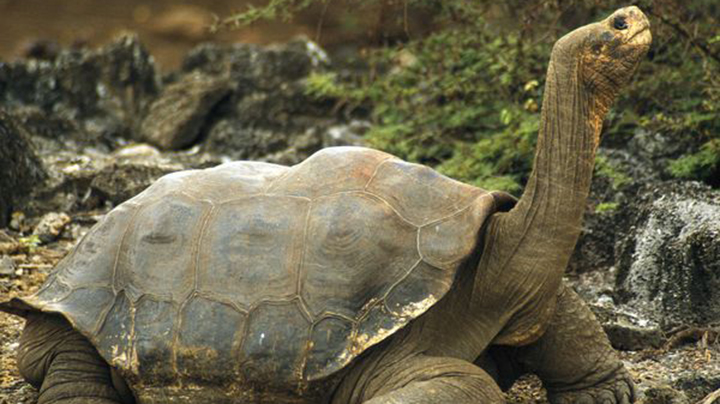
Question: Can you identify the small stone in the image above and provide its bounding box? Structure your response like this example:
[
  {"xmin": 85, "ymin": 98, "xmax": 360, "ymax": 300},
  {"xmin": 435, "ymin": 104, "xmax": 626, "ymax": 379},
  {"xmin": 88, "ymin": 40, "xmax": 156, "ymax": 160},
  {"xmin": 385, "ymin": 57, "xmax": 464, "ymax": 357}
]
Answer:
[
  {"xmin": 113, "ymin": 144, "xmax": 161, "ymax": 160},
  {"xmin": 589, "ymin": 303, "xmax": 665, "ymax": 350},
  {"xmin": 33, "ymin": 212, "xmax": 71, "ymax": 243},
  {"xmin": 604, "ymin": 321, "xmax": 665, "ymax": 351},
  {"xmin": 323, "ymin": 120, "xmax": 370, "ymax": 147},
  {"xmin": 0, "ymin": 255, "xmax": 16, "ymax": 276},
  {"xmin": 9, "ymin": 211, "xmax": 29, "ymax": 233},
  {"xmin": 0, "ymin": 230, "xmax": 14, "ymax": 244},
  {"xmin": 90, "ymin": 160, "xmax": 183, "ymax": 205},
  {"xmin": 642, "ymin": 384, "xmax": 690, "ymax": 404}
]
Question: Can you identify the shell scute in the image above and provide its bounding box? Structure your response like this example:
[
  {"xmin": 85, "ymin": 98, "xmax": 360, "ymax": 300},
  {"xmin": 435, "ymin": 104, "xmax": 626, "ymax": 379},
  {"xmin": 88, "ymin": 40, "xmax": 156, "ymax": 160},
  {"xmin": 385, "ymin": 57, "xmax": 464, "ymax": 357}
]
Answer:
[
  {"xmin": 300, "ymin": 192, "xmax": 419, "ymax": 319},
  {"xmin": 132, "ymin": 298, "xmax": 175, "ymax": 382},
  {"xmin": 42, "ymin": 287, "xmax": 114, "ymax": 333},
  {"xmin": 53, "ymin": 204, "xmax": 136, "ymax": 289},
  {"xmin": 366, "ymin": 159, "xmax": 487, "ymax": 226},
  {"xmin": 183, "ymin": 161, "xmax": 288, "ymax": 202},
  {"xmin": 177, "ymin": 297, "xmax": 246, "ymax": 383},
  {"xmin": 305, "ymin": 317, "xmax": 354, "ymax": 379},
  {"xmin": 266, "ymin": 147, "xmax": 394, "ymax": 198},
  {"xmin": 240, "ymin": 302, "xmax": 311, "ymax": 387},
  {"xmin": 418, "ymin": 194, "xmax": 496, "ymax": 269},
  {"xmin": 115, "ymin": 195, "xmax": 208, "ymax": 303},
  {"xmin": 97, "ymin": 292, "xmax": 133, "ymax": 371},
  {"xmin": 198, "ymin": 196, "xmax": 309, "ymax": 307},
  {"xmin": 384, "ymin": 261, "xmax": 448, "ymax": 316}
]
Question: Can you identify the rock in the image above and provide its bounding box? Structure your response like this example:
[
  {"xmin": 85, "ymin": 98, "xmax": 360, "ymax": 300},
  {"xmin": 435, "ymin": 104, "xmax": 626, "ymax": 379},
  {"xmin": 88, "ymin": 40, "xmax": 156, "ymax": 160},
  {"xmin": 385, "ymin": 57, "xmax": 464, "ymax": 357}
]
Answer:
[
  {"xmin": 32, "ymin": 212, "xmax": 71, "ymax": 243},
  {"xmin": 0, "ymin": 110, "xmax": 47, "ymax": 227},
  {"xmin": 141, "ymin": 71, "xmax": 231, "ymax": 150},
  {"xmin": 323, "ymin": 120, "xmax": 370, "ymax": 147},
  {"xmin": 641, "ymin": 384, "xmax": 690, "ymax": 404},
  {"xmin": 627, "ymin": 128, "xmax": 696, "ymax": 175},
  {"xmin": 569, "ymin": 268, "xmax": 666, "ymax": 350},
  {"xmin": 83, "ymin": 144, "xmax": 193, "ymax": 206},
  {"xmin": 8, "ymin": 212, "xmax": 30, "ymax": 233},
  {"xmin": 615, "ymin": 181, "xmax": 720, "ymax": 329},
  {"xmin": 183, "ymin": 39, "xmax": 328, "ymax": 86},
  {"xmin": 603, "ymin": 321, "xmax": 664, "ymax": 351},
  {"xmin": 19, "ymin": 39, "xmax": 61, "ymax": 61},
  {"xmin": 113, "ymin": 143, "xmax": 162, "ymax": 159},
  {"xmin": 568, "ymin": 194, "xmax": 619, "ymax": 274},
  {"xmin": 565, "ymin": 266, "xmax": 617, "ymax": 303},
  {"xmin": 600, "ymin": 126, "xmax": 708, "ymax": 183},
  {"xmin": 89, "ymin": 159, "xmax": 183, "ymax": 205},
  {"xmin": 570, "ymin": 268, "xmax": 665, "ymax": 350},
  {"xmin": 596, "ymin": 305, "xmax": 665, "ymax": 351},
  {"xmin": 19, "ymin": 141, "xmax": 222, "ymax": 218},
  {"xmin": 262, "ymin": 127, "xmax": 324, "ymax": 165},
  {"xmin": 0, "ymin": 34, "xmax": 160, "ymax": 149},
  {"xmin": 0, "ymin": 255, "xmax": 16, "ymax": 276},
  {"xmin": 180, "ymin": 40, "xmax": 344, "ymax": 163},
  {"xmin": 568, "ymin": 146, "xmax": 656, "ymax": 275}
]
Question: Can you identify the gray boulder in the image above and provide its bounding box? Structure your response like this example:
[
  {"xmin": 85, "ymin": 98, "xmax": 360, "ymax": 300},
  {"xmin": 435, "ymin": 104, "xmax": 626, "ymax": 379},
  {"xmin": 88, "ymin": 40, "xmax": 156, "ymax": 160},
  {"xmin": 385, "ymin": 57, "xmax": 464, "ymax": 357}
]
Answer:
[
  {"xmin": 22, "ymin": 144, "xmax": 219, "ymax": 217},
  {"xmin": 180, "ymin": 39, "xmax": 346, "ymax": 163},
  {"xmin": 0, "ymin": 35, "xmax": 160, "ymax": 149},
  {"xmin": 141, "ymin": 71, "xmax": 231, "ymax": 150},
  {"xmin": 615, "ymin": 182, "xmax": 720, "ymax": 329}
]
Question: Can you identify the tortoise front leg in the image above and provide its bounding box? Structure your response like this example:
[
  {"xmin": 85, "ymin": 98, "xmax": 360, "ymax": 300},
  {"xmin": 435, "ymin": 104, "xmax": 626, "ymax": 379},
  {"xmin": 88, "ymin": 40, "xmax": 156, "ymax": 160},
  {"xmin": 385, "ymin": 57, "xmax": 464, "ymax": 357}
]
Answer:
[
  {"xmin": 511, "ymin": 283, "xmax": 635, "ymax": 404},
  {"xmin": 334, "ymin": 354, "xmax": 505, "ymax": 404},
  {"xmin": 17, "ymin": 313, "xmax": 135, "ymax": 404}
]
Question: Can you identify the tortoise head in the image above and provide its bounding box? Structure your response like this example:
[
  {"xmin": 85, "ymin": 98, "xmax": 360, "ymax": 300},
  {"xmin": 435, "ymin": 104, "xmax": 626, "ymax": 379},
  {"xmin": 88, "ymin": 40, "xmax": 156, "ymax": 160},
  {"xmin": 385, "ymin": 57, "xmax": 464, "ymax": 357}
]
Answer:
[{"xmin": 552, "ymin": 6, "xmax": 651, "ymax": 112}]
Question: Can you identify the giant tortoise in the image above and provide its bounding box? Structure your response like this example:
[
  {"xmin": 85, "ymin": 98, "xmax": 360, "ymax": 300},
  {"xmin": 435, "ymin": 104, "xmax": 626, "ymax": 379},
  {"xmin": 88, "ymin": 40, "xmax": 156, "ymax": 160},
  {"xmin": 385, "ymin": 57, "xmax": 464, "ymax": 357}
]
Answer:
[{"xmin": 1, "ymin": 6, "xmax": 651, "ymax": 404}]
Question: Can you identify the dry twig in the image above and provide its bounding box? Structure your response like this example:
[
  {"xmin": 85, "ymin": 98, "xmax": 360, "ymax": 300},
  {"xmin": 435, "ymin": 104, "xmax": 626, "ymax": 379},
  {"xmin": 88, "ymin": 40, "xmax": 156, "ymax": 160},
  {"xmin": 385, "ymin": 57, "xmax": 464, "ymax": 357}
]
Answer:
[{"xmin": 698, "ymin": 388, "xmax": 720, "ymax": 404}]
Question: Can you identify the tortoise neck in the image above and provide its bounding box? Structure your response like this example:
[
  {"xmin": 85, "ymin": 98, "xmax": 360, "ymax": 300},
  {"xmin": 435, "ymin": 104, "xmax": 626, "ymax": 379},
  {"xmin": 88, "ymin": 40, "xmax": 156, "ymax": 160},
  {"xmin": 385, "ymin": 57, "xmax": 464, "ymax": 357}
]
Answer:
[
  {"xmin": 515, "ymin": 57, "xmax": 603, "ymax": 243},
  {"xmin": 473, "ymin": 55, "xmax": 607, "ymax": 346}
]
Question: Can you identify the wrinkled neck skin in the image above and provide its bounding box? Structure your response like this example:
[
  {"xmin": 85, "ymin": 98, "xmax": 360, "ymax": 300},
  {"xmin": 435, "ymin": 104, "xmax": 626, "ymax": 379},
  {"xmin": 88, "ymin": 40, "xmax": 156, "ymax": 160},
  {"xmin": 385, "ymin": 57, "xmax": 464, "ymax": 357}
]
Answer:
[{"xmin": 471, "ymin": 38, "xmax": 614, "ymax": 349}]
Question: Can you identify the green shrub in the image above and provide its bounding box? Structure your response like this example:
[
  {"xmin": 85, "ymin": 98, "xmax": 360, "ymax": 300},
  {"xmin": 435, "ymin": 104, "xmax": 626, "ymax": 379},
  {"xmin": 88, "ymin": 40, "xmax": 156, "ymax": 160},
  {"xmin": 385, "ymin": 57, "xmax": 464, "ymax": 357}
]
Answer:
[
  {"xmin": 594, "ymin": 156, "xmax": 632, "ymax": 190},
  {"xmin": 668, "ymin": 139, "xmax": 720, "ymax": 184},
  {"xmin": 595, "ymin": 202, "xmax": 619, "ymax": 214}
]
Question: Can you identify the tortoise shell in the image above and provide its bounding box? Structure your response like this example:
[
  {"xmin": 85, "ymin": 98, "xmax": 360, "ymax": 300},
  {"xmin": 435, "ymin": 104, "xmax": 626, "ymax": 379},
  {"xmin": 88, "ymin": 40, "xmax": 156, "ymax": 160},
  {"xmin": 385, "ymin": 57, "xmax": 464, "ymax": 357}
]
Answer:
[{"xmin": 3, "ymin": 147, "xmax": 513, "ymax": 396}]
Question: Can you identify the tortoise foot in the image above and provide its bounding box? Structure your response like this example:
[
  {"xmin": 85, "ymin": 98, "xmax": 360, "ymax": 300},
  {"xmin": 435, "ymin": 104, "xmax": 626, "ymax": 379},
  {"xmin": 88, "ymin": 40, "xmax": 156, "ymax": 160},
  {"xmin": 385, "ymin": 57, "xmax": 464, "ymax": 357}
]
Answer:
[{"xmin": 548, "ymin": 370, "xmax": 635, "ymax": 404}]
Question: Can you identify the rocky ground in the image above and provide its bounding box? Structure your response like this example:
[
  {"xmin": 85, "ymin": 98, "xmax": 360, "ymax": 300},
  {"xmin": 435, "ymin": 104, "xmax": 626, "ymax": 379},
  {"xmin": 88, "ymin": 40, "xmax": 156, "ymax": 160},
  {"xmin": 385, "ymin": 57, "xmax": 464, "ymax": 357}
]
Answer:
[{"xmin": 1, "ymin": 33, "xmax": 719, "ymax": 404}]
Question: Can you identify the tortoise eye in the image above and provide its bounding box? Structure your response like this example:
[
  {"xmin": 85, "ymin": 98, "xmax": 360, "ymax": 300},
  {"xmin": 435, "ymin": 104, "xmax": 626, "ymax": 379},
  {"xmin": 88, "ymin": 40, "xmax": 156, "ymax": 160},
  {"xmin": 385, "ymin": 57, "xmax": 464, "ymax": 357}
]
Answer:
[{"xmin": 613, "ymin": 16, "xmax": 628, "ymax": 30}]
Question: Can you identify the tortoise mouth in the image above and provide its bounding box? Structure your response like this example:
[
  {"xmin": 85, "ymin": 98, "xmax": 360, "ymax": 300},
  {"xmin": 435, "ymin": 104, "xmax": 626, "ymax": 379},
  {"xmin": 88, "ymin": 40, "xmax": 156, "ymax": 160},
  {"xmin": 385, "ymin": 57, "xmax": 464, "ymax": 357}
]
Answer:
[{"xmin": 626, "ymin": 26, "xmax": 652, "ymax": 47}]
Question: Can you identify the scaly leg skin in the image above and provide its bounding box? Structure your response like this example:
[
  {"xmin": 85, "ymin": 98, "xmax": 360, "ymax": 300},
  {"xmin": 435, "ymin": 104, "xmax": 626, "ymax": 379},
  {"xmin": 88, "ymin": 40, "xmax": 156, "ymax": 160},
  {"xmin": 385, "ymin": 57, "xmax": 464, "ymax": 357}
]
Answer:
[
  {"xmin": 17, "ymin": 312, "xmax": 134, "ymax": 404},
  {"xmin": 512, "ymin": 284, "xmax": 635, "ymax": 404},
  {"xmin": 334, "ymin": 354, "xmax": 505, "ymax": 404}
]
